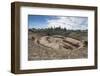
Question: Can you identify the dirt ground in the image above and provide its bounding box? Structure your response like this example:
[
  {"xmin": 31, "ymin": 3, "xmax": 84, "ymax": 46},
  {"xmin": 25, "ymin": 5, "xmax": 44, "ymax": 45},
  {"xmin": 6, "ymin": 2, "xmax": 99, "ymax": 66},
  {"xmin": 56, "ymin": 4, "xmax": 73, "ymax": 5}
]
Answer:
[{"xmin": 28, "ymin": 32, "xmax": 88, "ymax": 60}]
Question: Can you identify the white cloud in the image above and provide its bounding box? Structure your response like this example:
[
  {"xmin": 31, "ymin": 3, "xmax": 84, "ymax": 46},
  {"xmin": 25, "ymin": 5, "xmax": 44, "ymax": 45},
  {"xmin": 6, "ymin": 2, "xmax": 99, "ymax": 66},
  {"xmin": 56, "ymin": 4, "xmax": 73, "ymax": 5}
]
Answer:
[{"xmin": 47, "ymin": 16, "xmax": 88, "ymax": 30}]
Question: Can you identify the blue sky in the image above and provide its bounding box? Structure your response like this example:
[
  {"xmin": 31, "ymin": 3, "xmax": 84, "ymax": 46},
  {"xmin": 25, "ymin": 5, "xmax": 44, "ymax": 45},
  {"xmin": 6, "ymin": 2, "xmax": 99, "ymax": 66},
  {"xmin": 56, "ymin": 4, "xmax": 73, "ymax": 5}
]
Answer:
[
  {"xmin": 28, "ymin": 15, "xmax": 88, "ymax": 30},
  {"xmin": 28, "ymin": 15, "xmax": 58, "ymax": 29}
]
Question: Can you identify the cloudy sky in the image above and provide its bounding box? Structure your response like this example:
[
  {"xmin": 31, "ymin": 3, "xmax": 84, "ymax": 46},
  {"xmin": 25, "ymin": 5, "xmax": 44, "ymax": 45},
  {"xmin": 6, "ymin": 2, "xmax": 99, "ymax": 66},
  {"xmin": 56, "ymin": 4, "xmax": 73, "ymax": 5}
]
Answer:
[{"xmin": 28, "ymin": 15, "xmax": 88, "ymax": 30}]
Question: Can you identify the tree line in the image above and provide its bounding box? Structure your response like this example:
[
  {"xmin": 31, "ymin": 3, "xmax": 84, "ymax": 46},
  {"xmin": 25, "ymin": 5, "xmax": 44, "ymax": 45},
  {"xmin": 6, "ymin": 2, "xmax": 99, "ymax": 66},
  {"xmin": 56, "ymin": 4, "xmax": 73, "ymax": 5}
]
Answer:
[{"xmin": 29, "ymin": 27, "xmax": 87, "ymax": 36}]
